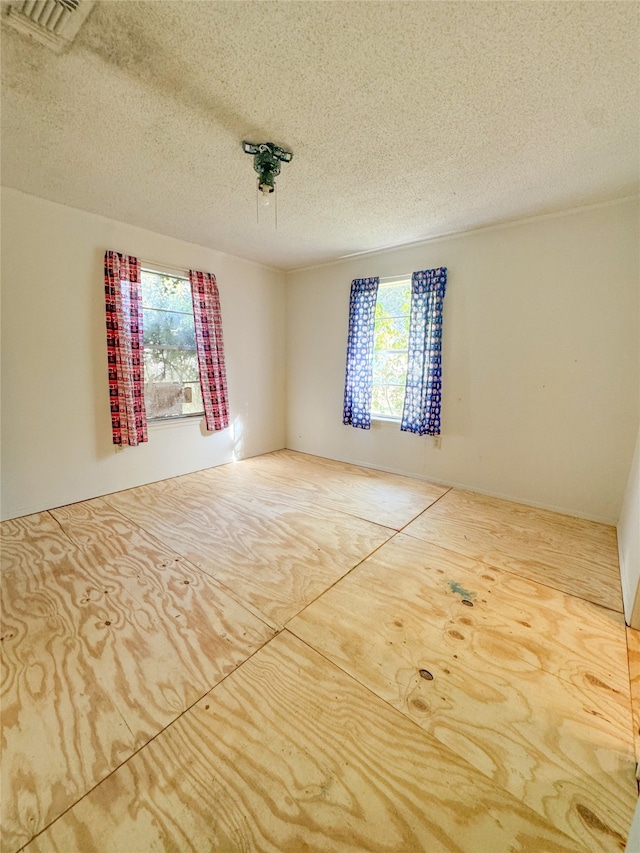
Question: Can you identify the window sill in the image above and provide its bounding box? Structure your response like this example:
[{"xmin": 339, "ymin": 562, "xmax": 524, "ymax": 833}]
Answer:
[
  {"xmin": 147, "ymin": 415, "xmax": 204, "ymax": 430},
  {"xmin": 371, "ymin": 415, "xmax": 401, "ymax": 426}
]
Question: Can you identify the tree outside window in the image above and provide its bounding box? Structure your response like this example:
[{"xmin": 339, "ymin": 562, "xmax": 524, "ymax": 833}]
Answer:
[
  {"xmin": 141, "ymin": 270, "xmax": 205, "ymax": 419},
  {"xmin": 371, "ymin": 280, "xmax": 410, "ymax": 419}
]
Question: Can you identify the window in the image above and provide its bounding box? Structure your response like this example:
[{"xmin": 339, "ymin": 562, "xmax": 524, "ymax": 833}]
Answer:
[
  {"xmin": 141, "ymin": 269, "xmax": 205, "ymax": 420},
  {"xmin": 343, "ymin": 268, "xmax": 446, "ymax": 434},
  {"xmin": 371, "ymin": 278, "xmax": 411, "ymax": 419}
]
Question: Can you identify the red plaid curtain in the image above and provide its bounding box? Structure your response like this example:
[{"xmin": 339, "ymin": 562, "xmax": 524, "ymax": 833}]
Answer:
[
  {"xmin": 189, "ymin": 270, "xmax": 229, "ymax": 432},
  {"xmin": 104, "ymin": 251, "xmax": 148, "ymax": 446}
]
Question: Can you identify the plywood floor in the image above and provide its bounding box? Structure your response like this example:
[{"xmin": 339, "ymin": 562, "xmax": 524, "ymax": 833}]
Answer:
[{"xmin": 1, "ymin": 450, "xmax": 635, "ymax": 853}]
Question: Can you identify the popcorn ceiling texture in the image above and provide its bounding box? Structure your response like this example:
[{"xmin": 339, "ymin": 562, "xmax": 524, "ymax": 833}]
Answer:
[{"xmin": 1, "ymin": 0, "xmax": 638, "ymax": 270}]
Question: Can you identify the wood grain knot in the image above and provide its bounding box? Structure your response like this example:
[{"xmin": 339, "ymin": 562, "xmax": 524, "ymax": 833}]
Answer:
[
  {"xmin": 576, "ymin": 804, "xmax": 625, "ymax": 846},
  {"xmin": 412, "ymin": 698, "xmax": 428, "ymax": 711},
  {"xmin": 585, "ymin": 673, "xmax": 618, "ymax": 693},
  {"xmin": 183, "ymin": 580, "xmax": 190, "ymax": 585},
  {"xmin": 419, "ymin": 669, "xmax": 434, "ymax": 681},
  {"xmin": 461, "ymin": 599, "xmax": 473, "ymax": 607},
  {"xmin": 448, "ymin": 631, "xmax": 465, "ymax": 640},
  {"xmin": 105, "ymin": 621, "xmax": 111, "ymax": 626}
]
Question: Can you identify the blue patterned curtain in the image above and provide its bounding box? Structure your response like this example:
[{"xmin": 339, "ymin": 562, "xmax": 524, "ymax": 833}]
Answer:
[
  {"xmin": 343, "ymin": 277, "xmax": 379, "ymax": 429},
  {"xmin": 401, "ymin": 268, "xmax": 447, "ymax": 435}
]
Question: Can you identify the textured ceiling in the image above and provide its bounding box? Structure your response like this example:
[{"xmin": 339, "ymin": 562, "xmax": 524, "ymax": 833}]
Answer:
[{"xmin": 1, "ymin": 1, "xmax": 638, "ymax": 270}]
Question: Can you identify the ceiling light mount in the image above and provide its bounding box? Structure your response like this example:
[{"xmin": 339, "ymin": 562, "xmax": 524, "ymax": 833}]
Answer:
[{"xmin": 242, "ymin": 141, "xmax": 293, "ymax": 200}]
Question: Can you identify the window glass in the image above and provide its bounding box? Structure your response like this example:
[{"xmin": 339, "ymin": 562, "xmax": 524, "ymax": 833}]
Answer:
[
  {"xmin": 141, "ymin": 270, "xmax": 204, "ymax": 419},
  {"xmin": 371, "ymin": 280, "xmax": 410, "ymax": 419}
]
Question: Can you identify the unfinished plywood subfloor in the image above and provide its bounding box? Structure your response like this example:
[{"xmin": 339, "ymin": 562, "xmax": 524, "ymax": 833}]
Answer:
[
  {"xmin": 1, "ymin": 450, "xmax": 634, "ymax": 852},
  {"xmin": 196, "ymin": 448, "xmax": 450, "ymax": 529},
  {"xmin": 289, "ymin": 533, "xmax": 635, "ymax": 852},
  {"xmin": 23, "ymin": 632, "xmax": 582, "ymax": 853},
  {"xmin": 627, "ymin": 626, "xmax": 640, "ymax": 774},
  {"xmin": 403, "ymin": 488, "xmax": 622, "ymax": 611},
  {"xmin": 0, "ymin": 504, "xmax": 275, "ymax": 852},
  {"xmin": 103, "ymin": 467, "xmax": 394, "ymax": 627}
]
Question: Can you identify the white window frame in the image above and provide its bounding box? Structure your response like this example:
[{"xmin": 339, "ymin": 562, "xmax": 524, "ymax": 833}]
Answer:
[
  {"xmin": 371, "ymin": 275, "xmax": 411, "ymax": 422},
  {"xmin": 140, "ymin": 265, "xmax": 204, "ymax": 422}
]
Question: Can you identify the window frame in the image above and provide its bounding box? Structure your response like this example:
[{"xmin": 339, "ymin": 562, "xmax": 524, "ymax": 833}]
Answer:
[
  {"xmin": 140, "ymin": 265, "xmax": 205, "ymax": 423},
  {"xmin": 370, "ymin": 275, "xmax": 411, "ymax": 422}
]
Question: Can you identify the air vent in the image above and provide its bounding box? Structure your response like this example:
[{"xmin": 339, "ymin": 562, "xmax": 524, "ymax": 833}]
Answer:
[{"xmin": 2, "ymin": 0, "xmax": 95, "ymax": 52}]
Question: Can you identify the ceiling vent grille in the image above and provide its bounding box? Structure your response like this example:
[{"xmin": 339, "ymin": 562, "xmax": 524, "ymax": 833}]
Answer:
[{"xmin": 2, "ymin": 0, "xmax": 95, "ymax": 52}]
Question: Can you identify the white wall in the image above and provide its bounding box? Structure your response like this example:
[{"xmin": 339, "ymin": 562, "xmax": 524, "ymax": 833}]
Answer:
[
  {"xmin": 619, "ymin": 423, "xmax": 640, "ymax": 625},
  {"xmin": 625, "ymin": 793, "xmax": 640, "ymax": 853},
  {"xmin": 1, "ymin": 188, "xmax": 286, "ymax": 520},
  {"xmin": 3, "ymin": 191, "xmax": 637, "ymax": 526},
  {"xmin": 286, "ymin": 200, "xmax": 639, "ymax": 524}
]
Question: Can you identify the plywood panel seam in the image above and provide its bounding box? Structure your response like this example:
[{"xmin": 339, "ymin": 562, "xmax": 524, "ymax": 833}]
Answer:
[
  {"xmin": 282, "ymin": 625, "xmax": 498, "ymax": 776},
  {"xmin": 400, "ymin": 530, "xmax": 624, "ymax": 614},
  {"xmin": 100, "ymin": 497, "xmax": 279, "ymax": 630},
  {"xmin": 44, "ymin": 507, "xmax": 82, "ymax": 551},
  {"xmin": 65, "ymin": 494, "xmax": 280, "ymax": 628},
  {"xmin": 5, "ymin": 453, "xmax": 631, "ymax": 852},
  {"xmin": 280, "ymin": 624, "xmax": 598, "ymax": 848},
  {"xmin": 13, "ymin": 628, "xmax": 283, "ymax": 853},
  {"xmin": 21, "ymin": 629, "xmax": 588, "ymax": 853},
  {"xmin": 286, "ymin": 537, "xmax": 636, "ymax": 852},
  {"xmin": 399, "ymin": 527, "xmax": 621, "ymax": 584},
  {"xmin": 328, "ymin": 506, "xmax": 404, "ymax": 531},
  {"xmin": 397, "ymin": 486, "xmax": 454, "ymax": 533},
  {"xmin": 402, "ymin": 490, "xmax": 623, "ymax": 612},
  {"xmin": 199, "ymin": 575, "xmax": 282, "ymax": 631},
  {"xmin": 281, "ymin": 533, "xmax": 397, "ymax": 627},
  {"xmin": 202, "ymin": 451, "xmax": 425, "ymax": 530},
  {"xmin": 273, "ymin": 449, "xmax": 451, "ymax": 526},
  {"xmin": 102, "ymin": 484, "xmax": 395, "ymax": 626},
  {"xmin": 288, "ymin": 616, "xmax": 635, "ymax": 788}
]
